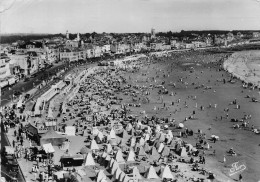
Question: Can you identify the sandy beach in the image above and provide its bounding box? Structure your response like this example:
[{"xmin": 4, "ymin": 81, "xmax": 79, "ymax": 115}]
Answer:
[{"xmin": 2, "ymin": 50, "xmax": 260, "ymax": 182}]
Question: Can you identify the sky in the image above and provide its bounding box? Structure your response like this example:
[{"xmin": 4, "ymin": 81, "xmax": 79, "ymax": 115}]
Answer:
[{"xmin": 0, "ymin": 0, "xmax": 260, "ymax": 34}]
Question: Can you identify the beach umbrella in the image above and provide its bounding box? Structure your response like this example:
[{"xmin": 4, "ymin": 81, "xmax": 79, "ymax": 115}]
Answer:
[{"xmin": 178, "ymin": 123, "xmax": 184, "ymax": 128}]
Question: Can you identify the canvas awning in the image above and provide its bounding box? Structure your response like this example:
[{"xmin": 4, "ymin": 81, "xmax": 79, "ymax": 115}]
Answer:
[{"xmin": 42, "ymin": 143, "xmax": 55, "ymax": 153}]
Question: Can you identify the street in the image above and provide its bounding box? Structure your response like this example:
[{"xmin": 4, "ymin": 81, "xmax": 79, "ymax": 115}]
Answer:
[{"xmin": 1, "ymin": 61, "xmax": 74, "ymax": 106}]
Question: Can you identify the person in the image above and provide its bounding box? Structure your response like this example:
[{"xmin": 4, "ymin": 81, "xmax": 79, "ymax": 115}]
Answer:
[
  {"xmin": 39, "ymin": 172, "xmax": 43, "ymax": 182},
  {"xmin": 239, "ymin": 174, "xmax": 243, "ymax": 181},
  {"xmin": 12, "ymin": 140, "xmax": 15, "ymax": 148}
]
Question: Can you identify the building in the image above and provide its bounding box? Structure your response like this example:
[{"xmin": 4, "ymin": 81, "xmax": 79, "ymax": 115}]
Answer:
[
  {"xmin": 60, "ymin": 50, "xmax": 79, "ymax": 62},
  {"xmin": 66, "ymin": 30, "xmax": 70, "ymax": 39},
  {"xmin": 151, "ymin": 28, "xmax": 156, "ymax": 39},
  {"xmin": 252, "ymin": 32, "xmax": 260, "ymax": 38}
]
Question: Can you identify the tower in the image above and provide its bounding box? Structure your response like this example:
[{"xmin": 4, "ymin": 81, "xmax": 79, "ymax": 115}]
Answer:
[
  {"xmin": 151, "ymin": 28, "xmax": 155, "ymax": 39},
  {"xmin": 66, "ymin": 30, "xmax": 69, "ymax": 39},
  {"xmin": 77, "ymin": 33, "xmax": 80, "ymax": 41}
]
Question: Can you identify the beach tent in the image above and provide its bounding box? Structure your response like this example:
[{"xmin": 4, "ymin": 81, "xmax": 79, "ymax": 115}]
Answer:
[
  {"xmin": 158, "ymin": 133, "xmax": 166, "ymax": 142},
  {"xmin": 126, "ymin": 149, "xmax": 135, "ymax": 162},
  {"xmin": 65, "ymin": 126, "xmax": 76, "ymax": 136},
  {"xmin": 111, "ymin": 161, "xmax": 120, "ymax": 174},
  {"xmin": 138, "ymin": 137, "xmax": 145, "ymax": 146},
  {"xmin": 155, "ymin": 125, "xmax": 161, "ymax": 132},
  {"xmin": 180, "ymin": 147, "xmax": 188, "ymax": 157},
  {"xmin": 119, "ymin": 172, "xmax": 126, "ymax": 182},
  {"xmin": 96, "ymin": 170, "xmax": 107, "ymax": 182},
  {"xmin": 161, "ymin": 146, "xmax": 170, "ymax": 157},
  {"xmin": 126, "ymin": 123, "xmax": 133, "ymax": 132},
  {"xmin": 90, "ymin": 139, "xmax": 99, "ymax": 150},
  {"xmin": 143, "ymin": 143, "xmax": 151, "ymax": 152},
  {"xmin": 121, "ymin": 130, "xmax": 131, "ymax": 140},
  {"xmin": 108, "ymin": 158, "xmax": 115, "ymax": 169},
  {"xmin": 144, "ymin": 166, "xmax": 159, "ymax": 179},
  {"xmin": 144, "ymin": 133, "xmax": 150, "ymax": 141},
  {"xmin": 130, "ymin": 137, "xmax": 136, "ymax": 148},
  {"xmin": 110, "ymin": 129, "xmax": 116, "ymax": 139},
  {"xmin": 129, "ymin": 128, "xmax": 135, "ymax": 135},
  {"xmin": 83, "ymin": 129, "xmax": 88, "ymax": 137},
  {"xmin": 134, "ymin": 143, "xmax": 140, "ymax": 152},
  {"xmin": 113, "ymin": 167, "xmax": 122, "ymax": 180},
  {"xmin": 185, "ymin": 144, "xmax": 194, "ymax": 152},
  {"xmin": 40, "ymin": 129, "xmax": 66, "ymax": 146},
  {"xmin": 92, "ymin": 127, "xmax": 99, "ymax": 136},
  {"xmin": 132, "ymin": 166, "xmax": 142, "ymax": 180},
  {"xmin": 115, "ymin": 150, "xmax": 125, "ymax": 163},
  {"xmin": 85, "ymin": 152, "xmax": 96, "ymax": 166},
  {"xmin": 123, "ymin": 175, "xmax": 130, "ymax": 182},
  {"xmin": 137, "ymin": 146, "xmax": 147, "ymax": 157},
  {"xmin": 101, "ymin": 151, "xmax": 108, "ymax": 159},
  {"xmin": 97, "ymin": 131, "xmax": 104, "ymax": 141},
  {"xmin": 160, "ymin": 165, "xmax": 174, "ymax": 179},
  {"xmin": 106, "ymin": 143, "xmax": 113, "ymax": 154},
  {"xmin": 166, "ymin": 130, "xmax": 173, "ymax": 139},
  {"xmin": 42, "ymin": 143, "xmax": 55, "ymax": 153},
  {"xmin": 150, "ymin": 147, "xmax": 160, "ymax": 161},
  {"xmin": 158, "ymin": 143, "xmax": 165, "ymax": 153}
]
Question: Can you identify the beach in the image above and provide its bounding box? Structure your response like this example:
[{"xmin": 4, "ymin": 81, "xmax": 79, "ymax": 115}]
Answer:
[
  {"xmin": 2, "ymin": 50, "xmax": 260, "ymax": 182},
  {"xmin": 224, "ymin": 50, "xmax": 260, "ymax": 87}
]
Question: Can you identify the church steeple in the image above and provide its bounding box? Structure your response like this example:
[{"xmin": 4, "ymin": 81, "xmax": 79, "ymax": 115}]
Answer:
[{"xmin": 66, "ymin": 30, "xmax": 69, "ymax": 39}]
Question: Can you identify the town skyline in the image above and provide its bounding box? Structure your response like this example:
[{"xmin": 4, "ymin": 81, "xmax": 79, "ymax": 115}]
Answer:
[{"xmin": 1, "ymin": 0, "xmax": 260, "ymax": 34}]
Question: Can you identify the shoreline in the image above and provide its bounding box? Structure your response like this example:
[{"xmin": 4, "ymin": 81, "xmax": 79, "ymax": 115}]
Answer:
[{"xmin": 223, "ymin": 50, "xmax": 260, "ymax": 88}]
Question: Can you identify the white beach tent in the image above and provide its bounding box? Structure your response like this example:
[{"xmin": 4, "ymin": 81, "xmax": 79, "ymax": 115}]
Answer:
[
  {"xmin": 180, "ymin": 147, "xmax": 188, "ymax": 157},
  {"xmin": 115, "ymin": 150, "xmax": 125, "ymax": 163},
  {"xmin": 160, "ymin": 165, "xmax": 174, "ymax": 179},
  {"xmin": 126, "ymin": 149, "xmax": 135, "ymax": 162},
  {"xmin": 144, "ymin": 133, "xmax": 150, "ymax": 141},
  {"xmin": 90, "ymin": 139, "xmax": 99, "ymax": 150},
  {"xmin": 85, "ymin": 152, "xmax": 96, "ymax": 166},
  {"xmin": 158, "ymin": 143, "xmax": 165, "ymax": 153},
  {"xmin": 110, "ymin": 129, "xmax": 116, "ymax": 139},
  {"xmin": 96, "ymin": 170, "xmax": 107, "ymax": 182},
  {"xmin": 123, "ymin": 175, "xmax": 130, "ymax": 182},
  {"xmin": 92, "ymin": 127, "xmax": 99, "ymax": 136},
  {"xmin": 109, "ymin": 158, "xmax": 115, "ymax": 169},
  {"xmin": 102, "ymin": 152, "xmax": 108, "ymax": 158},
  {"xmin": 111, "ymin": 161, "xmax": 120, "ymax": 175},
  {"xmin": 130, "ymin": 137, "xmax": 136, "ymax": 147},
  {"xmin": 97, "ymin": 131, "xmax": 104, "ymax": 141},
  {"xmin": 144, "ymin": 166, "xmax": 159, "ymax": 179},
  {"xmin": 119, "ymin": 172, "xmax": 126, "ymax": 182},
  {"xmin": 138, "ymin": 137, "xmax": 145, "ymax": 146},
  {"xmin": 106, "ymin": 143, "xmax": 113, "ymax": 154},
  {"xmin": 132, "ymin": 166, "xmax": 142, "ymax": 180},
  {"xmin": 113, "ymin": 167, "xmax": 122, "ymax": 180}
]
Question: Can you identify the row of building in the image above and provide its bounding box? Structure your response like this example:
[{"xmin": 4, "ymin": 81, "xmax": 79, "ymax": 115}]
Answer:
[{"xmin": 1, "ymin": 30, "xmax": 260, "ymax": 88}]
